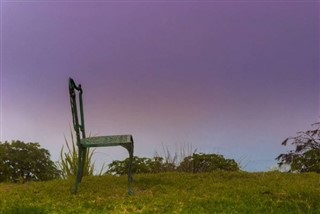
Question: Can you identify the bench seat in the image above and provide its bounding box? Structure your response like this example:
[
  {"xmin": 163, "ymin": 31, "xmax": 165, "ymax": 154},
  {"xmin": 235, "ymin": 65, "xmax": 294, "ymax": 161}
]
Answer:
[{"xmin": 81, "ymin": 135, "xmax": 133, "ymax": 148}]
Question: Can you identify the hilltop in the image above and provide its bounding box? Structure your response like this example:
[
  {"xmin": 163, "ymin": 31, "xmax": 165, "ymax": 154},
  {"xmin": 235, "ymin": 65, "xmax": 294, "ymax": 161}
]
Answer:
[{"xmin": 0, "ymin": 172, "xmax": 319, "ymax": 213}]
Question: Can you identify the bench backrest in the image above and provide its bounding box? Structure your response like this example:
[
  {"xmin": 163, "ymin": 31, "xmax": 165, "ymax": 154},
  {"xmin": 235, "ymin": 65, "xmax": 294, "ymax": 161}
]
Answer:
[{"xmin": 68, "ymin": 78, "xmax": 86, "ymax": 145}]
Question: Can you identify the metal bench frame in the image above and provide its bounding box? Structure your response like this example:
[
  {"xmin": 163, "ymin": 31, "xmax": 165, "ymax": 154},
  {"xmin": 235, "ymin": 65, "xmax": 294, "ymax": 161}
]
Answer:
[{"xmin": 68, "ymin": 78, "xmax": 134, "ymax": 194}]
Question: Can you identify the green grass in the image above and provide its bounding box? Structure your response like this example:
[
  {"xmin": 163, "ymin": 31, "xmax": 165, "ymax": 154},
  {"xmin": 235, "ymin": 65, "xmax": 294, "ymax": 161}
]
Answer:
[{"xmin": 0, "ymin": 172, "xmax": 319, "ymax": 213}]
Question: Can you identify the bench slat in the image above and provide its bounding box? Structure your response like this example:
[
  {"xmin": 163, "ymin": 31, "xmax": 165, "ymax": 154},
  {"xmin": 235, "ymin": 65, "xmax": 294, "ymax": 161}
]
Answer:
[{"xmin": 81, "ymin": 135, "xmax": 133, "ymax": 148}]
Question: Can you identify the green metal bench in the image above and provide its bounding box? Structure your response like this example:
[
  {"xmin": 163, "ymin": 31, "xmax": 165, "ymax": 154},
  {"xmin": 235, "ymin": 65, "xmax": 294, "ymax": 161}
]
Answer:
[{"xmin": 68, "ymin": 78, "xmax": 134, "ymax": 194}]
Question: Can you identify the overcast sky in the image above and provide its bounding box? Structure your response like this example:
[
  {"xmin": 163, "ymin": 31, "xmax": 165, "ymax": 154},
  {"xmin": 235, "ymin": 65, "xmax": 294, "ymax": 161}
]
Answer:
[{"xmin": 1, "ymin": 1, "xmax": 319, "ymax": 171}]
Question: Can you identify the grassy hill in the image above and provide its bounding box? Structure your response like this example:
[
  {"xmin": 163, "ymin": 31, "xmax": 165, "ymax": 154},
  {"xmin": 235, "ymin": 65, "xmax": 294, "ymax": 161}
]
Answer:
[{"xmin": 0, "ymin": 172, "xmax": 319, "ymax": 213}]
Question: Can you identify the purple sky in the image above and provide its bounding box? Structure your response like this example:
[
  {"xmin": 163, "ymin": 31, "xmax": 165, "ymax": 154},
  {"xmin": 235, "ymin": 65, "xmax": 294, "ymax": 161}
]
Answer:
[{"xmin": 1, "ymin": 1, "xmax": 319, "ymax": 171}]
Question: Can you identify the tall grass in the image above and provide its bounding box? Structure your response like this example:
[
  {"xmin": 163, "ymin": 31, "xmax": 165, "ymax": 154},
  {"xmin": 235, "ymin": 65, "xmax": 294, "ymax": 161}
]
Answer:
[
  {"xmin": 153, "ymin": 143, "xmax": 197, "ymax": 167},
  {"xmin": 236, "ymin": 155, "xmax": 250, "ymax": 170},
  {"xmin": 57, "ymin": 129, "xmax": 95, "ymax": 179}
]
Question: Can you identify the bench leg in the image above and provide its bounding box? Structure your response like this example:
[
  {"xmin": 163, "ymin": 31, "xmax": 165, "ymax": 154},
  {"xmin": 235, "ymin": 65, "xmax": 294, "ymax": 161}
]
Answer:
[
  {"xmin": 72, "ymin": 147, "xmax": 85, "ymax": 194},
  {"xmin": 128, "ymin": 146, "xmax": 134, "ymax": 195},
  {"xmin": 79, "ymin": 148, "xmax": 87, "ymax": 182},
  {"xmin": 121, "ymin": 143, "xmax": 134, "ymax": 195}
]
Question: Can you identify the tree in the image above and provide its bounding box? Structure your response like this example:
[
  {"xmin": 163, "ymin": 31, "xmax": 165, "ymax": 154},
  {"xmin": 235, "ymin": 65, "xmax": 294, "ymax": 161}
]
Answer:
[
  {"xmin": 276, "ymin": 123, "xmax": 320, "ymax": 173},
  {"xmin": 0, "ymin": 140, "xmax": 60, "ymax": 182}
]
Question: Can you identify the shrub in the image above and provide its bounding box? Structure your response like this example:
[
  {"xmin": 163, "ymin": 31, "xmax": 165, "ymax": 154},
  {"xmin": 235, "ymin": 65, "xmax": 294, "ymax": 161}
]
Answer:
[
  {"xmin": 0, "ymin": 140, "xmax": 60, "ymax": 183},
  {"xmin": 177, "ymin": 153, "xmax": 239, "ymax": 172},
  {"xmin": 107, "ymin": 156, "xmax": 176, "ymax": 175},
  {"xmin": 107, "ymin": 153, "xmax": 239, "ymax": 175}
]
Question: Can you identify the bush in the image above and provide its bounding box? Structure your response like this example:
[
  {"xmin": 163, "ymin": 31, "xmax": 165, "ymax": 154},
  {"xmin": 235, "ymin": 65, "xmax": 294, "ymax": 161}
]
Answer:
[
  {"xmin": 177, "ymin": 153, "xmax": 239, "ymax": 172},
  {"xmin": 107, "ymin": 153, "xmax": 239, "ymax": 175},
  {"xmin": 0, "ymin": 141, "xmax": 60, "ymax": 183},
  {"xmin": 107, "ymin": 156, "xmax": 176, "ymax": 175}
]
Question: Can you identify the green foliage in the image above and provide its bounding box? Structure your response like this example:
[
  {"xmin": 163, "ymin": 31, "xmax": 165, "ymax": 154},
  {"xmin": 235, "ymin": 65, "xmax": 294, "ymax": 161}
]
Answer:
[
  {"xmin": 57, "ymin": 131, "xmax": 95, "ymax": 179},
  {"xmin": 0, "ymin": 172, "xmax": 319, "ymax": 213},
  {"xmin": 178, "ymin": 153, "xmax": 239, "ymax": 172},
  {"xmin": 107, "ymin": 156, "xmax": 176, "ymax": 175},
  {"xmin": 276, "ymin": 123, "xmax": 320, "ymax": 173},
  {"xmin": 0, "ymin": 140, "xmax": 59, "ymax": 183},
  {"xmin": 107, "ymin": 153, "xmax": 239, "ymax": 175},
  {"xmin": 0, "ymin": 144, "xmax": 9, "ymax": 182}
]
